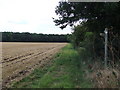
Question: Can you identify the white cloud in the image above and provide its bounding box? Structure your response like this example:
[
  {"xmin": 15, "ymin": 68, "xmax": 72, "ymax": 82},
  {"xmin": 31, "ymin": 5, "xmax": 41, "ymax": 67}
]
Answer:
[{"xmin": 0, "ymin": 0, "xmax": 71, "ymax": 34}]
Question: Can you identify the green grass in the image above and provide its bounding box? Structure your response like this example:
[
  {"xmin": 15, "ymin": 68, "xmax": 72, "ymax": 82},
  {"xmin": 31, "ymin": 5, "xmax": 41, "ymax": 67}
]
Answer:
[{"xmin": 11, "ymin": 44, "xmax": 93, "ymax": 88}]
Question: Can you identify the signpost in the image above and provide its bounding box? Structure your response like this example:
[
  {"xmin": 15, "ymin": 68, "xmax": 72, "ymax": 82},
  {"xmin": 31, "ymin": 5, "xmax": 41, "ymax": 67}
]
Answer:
[{"xmin": 104, "ymin": 28, "xmax": 108, "ymax": 68}]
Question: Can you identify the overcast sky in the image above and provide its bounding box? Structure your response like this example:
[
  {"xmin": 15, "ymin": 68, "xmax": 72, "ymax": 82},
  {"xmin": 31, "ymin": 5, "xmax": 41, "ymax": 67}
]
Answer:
[{"xmin": 0, "ymin": 0, "xmax": 71, "ymax": 34}]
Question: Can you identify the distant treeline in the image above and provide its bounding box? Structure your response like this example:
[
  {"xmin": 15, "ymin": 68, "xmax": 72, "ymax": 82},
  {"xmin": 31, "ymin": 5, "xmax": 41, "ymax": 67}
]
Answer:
[{"xmin": 2, "ymin": 32, "xmax": 70, "ymax": 42}]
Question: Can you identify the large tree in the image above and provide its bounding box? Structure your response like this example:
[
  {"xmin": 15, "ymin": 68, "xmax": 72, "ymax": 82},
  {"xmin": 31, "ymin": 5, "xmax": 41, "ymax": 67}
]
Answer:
[
  {"xmin": 53, "ymin": 2, "xmax": 120, "ymax": 33},
  {"xmin": 53, "ymin": 2, "xmax": 120, "ymax": 63}
]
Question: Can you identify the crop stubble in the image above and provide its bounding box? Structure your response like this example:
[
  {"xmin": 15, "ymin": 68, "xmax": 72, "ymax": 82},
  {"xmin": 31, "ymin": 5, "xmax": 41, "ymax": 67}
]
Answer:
[{"xmin": 1, "ymin": 42, "xmax": 67, "ymax": 87}]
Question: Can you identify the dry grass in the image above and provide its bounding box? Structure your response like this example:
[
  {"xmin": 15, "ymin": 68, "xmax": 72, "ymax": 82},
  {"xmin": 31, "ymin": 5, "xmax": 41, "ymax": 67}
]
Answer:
[{"xmin": 87, "ymin": 61, "xmax": 120, "ymax": 88}]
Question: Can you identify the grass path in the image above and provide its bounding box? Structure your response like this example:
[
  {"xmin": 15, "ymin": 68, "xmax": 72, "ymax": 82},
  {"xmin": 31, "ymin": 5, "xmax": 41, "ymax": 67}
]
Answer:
[{"xmin": 11, "ymin": 44, "xmax": 93, "ymax": 88}]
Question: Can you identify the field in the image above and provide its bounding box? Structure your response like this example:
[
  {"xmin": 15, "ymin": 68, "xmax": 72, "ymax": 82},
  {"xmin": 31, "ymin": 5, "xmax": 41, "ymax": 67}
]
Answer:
[{"xmin": 1, "ymin": 42, "xmax": 67, "ymax": 87}]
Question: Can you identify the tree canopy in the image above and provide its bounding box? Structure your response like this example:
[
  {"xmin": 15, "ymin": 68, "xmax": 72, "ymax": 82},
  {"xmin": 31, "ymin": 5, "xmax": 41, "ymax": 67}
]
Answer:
[
  {"xmin": 53, "ymin": 2, "xmax": 120, "ymax": 34},
  {"xmin": 53, "ymin": 2, "xmax": 120, "ymax": 64}
]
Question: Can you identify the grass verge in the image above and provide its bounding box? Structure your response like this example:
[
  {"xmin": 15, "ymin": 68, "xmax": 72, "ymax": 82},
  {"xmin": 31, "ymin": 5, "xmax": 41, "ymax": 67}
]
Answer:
[{"xmin": 11, "ymin": 44, "xmax": 93, "ymax": 88}]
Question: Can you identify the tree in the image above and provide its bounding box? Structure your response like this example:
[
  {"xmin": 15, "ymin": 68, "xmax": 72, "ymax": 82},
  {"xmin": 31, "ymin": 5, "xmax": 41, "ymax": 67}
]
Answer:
[
  {"xmin": 53, "ymin": 2, "xmax": 120, "ymax": 34},
  {"xmin": 53, "ymin": 2, "xmax": 120, "ymax": 63},
  {"xmin": 2, "ymin": 32, "xmax": 69, "ymax": 42}
]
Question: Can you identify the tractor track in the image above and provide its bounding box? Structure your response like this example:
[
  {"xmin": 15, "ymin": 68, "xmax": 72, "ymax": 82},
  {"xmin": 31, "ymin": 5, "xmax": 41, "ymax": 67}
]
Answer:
[{"xmin": 2, "ymin": 42, "xmax": 67, "ymax": 88}]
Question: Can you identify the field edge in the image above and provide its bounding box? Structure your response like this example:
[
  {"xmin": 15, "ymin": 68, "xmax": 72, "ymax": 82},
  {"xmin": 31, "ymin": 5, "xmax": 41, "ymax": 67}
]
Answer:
[{"xmin": 11, "ymin": 44, "xmax": 93, "ymax": 88}]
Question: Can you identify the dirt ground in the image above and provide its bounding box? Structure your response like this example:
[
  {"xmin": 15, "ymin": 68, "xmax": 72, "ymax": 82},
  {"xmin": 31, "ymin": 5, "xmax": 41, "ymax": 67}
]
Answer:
[{"xmin": 1, "ymin": 42, "xmax": 67, "ymax": 87}]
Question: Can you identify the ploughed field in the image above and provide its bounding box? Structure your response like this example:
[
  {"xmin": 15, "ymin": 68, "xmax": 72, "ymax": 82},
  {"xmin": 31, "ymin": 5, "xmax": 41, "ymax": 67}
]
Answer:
[{"xmin": 2, "ymin": 42, "xmax": 67, "ymax": 87}]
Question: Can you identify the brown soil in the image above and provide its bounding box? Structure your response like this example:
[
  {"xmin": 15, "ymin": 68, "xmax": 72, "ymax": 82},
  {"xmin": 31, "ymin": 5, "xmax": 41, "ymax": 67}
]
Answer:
[{"xmin": 1, "ymin": 42, "xmax": 67, "ymax": 88}]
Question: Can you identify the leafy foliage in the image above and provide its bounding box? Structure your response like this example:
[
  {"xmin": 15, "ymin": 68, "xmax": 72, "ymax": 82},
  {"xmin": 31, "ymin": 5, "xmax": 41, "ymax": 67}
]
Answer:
[
  {"xmin": 53, "ymin": 2, "xmax": 120, "ymax": 64},
  {"xmin": 53, "ymin": 2, "xmax": 120, "ymax": 34}
]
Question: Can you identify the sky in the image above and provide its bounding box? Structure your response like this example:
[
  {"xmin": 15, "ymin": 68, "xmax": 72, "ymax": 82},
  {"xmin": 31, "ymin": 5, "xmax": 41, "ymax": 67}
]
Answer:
[{"xmin": 0, "ymin": 0, "xmax": 72, "ymax": 34}]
